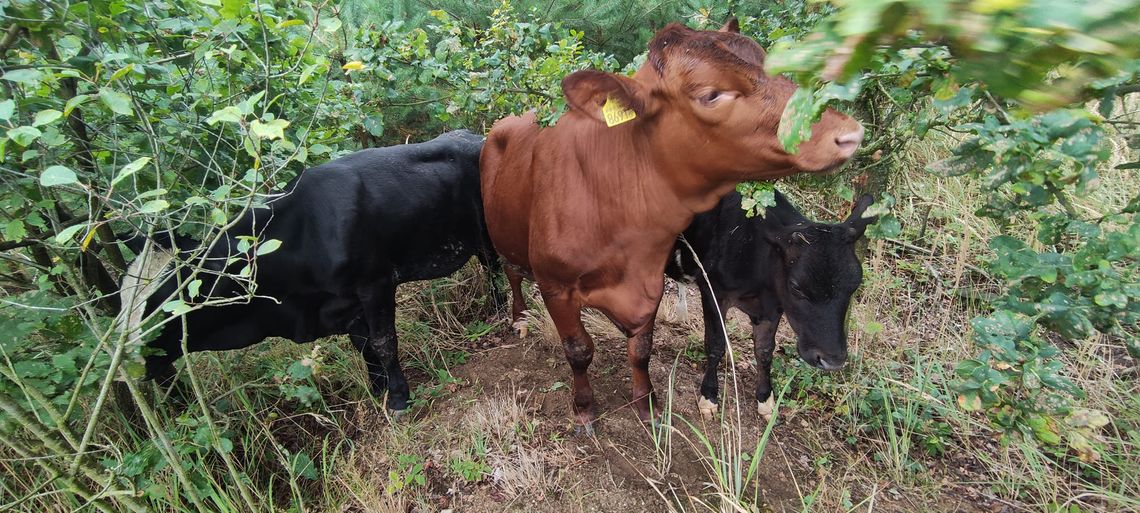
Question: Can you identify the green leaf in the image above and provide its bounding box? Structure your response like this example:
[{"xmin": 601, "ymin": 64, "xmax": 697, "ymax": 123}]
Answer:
[
  {"xmin": 54, "ymin": 224, "xmax": 87, "ymax": 244},
  {"xmin": 216, "ymin": 437, "xmax": 234, "ymax": 455},
  {"xmin": 2, "ymin": 68, "xmax": 44, "ymax": 86},
  {"xmin": 0, "ymin": 99, "xmax": 14, "ymax": 121},
  {"xmin": 957, "ymin": 391, "xmax": 983, "ymax": 411},
  {"xmin": 255, "ymin": 239, "xmax": 282, "ymax": 256},
  {"xmin": 238, "ymin": 91, "xmax": 265, "ymax": 116},
  {"xmin": 108, "ymin": 63, "xmax": 135, "ymax": 82},
  {"xmin": 7, "ymin": 126, "xmax": 42, "ymax": 147},
  {"xmin": 1124, "ymin": 193, "xmax": 1140, "ymax": 214},
  {"xmin": 287, "ymin": 360, "xmax": 313, "ymax": 380},
  {"xmin": 206, "ymin": 106, "xmax": 242, "ymax": 125},
  {"xmin": 1093, "ymin": 291, "xmax": 1127, "ymax": 308},
  {"xmin": 5, "ymin": 219, "xmax": 27, "ymax": 240},
  {"xmin": 363, "ymin": 114, "xmax": 384, "ymax": 138},
  {"xmin": 249, "ymin": 118, "xmax": 289, "ymax": 140},
  {"xmin": 138, "ymin": 199, "xmax": 169, "ymax": 214},
  {"xmin": 32, "ymin": 109, "xmax": 62, "ymax": 127},
  {"xmin": 299, "ymin": 63, "xmax": 321, "ymax": 86},
  {"xmin": 290, "ymin": 452, "xmax": 317, "ymax": 480},
  {"xmin": 187, "ymin": 279, "xmax": 202, "ymax": 299},
  {"xmin": 135, "ymin": 188, "xmax": 167, "ymax": 200},
  {"xmin": 161, "ymin": 300, "xmax": 192, "ymax": 316},
  {"xmin": 320, "ymin": 17, "xmax": 343, "ymax": 34},
  {"xmin": 777, "ymin": 87, "xmax": 817, "ymax": 154},
  {"xmin": 111, "ymin": 157, "xmax": 152, "ymax": 187},
  {"xmin": 220, "ymin": 0, "xmax": 242, "ymax": 18},
  {"xmin": 98, "ymin": 88, "xmax": 133, "ymax": 116},
  {"xmin": 866, "ymin": 213, "xmax": 901, "ymax": 239},
  {"xmin": 63, "ymin": 94, "xmax": 92, "ymax": 117},
  {"xmin": 40, "ymin": 165, "xmax": 78, "ymax": 187},
  {"xmin": 1027, "ymin": 414, "xmax": 1062, "ymax": 445}
]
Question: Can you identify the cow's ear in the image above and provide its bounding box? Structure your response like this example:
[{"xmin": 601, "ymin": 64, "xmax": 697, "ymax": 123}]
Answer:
[
  {"xmin": 844, "ymin": 194, "xmax": 876, "ymax": 240},
  {"xmin": 764, "ymin": 226, "xmax": 807, "ymax": 252},
  {"xmin": 719, "ymin": 17, "xmax": 740, "ymax": 33},
  {"xmin": 562, "ymin": 70, "xmax": 658, "ymax": 126},
  {"xmin": 764, "ymin": 189, "xmax": 805, "ymax": 228}
]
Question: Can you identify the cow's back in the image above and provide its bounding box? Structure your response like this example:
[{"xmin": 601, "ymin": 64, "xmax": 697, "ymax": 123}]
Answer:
[
  {"xmin": 668, "ymin": 192, "xmax": 776, "ymax": 299},
  {"xmin": 262, "ymin": 130, "xmax": 485, "ymax": 286},
  {"xmin": 480, "ymin": 112, "xmax": 540, "ymax": 270},
  {"xmin": 187, "ymin": 130, "xmax": 487, "ymax": 342}
]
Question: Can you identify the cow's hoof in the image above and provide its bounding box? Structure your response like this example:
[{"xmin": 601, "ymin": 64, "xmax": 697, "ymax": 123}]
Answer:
[
  {"xmin": 573, "ymin": 422, "xmax": 596, "ymax": 437},
  {"xmin": 757, "ymin": 396, "xmax": 775, "ymax": 420},
  {"xmin": 647, "ymin": 414, "xmax": 670, "ymax": 431},
  {"xmin": 697, "ymin": 395, "xmax": 719, "ymax": 419},
  {"xmin": 389, "ymin": 408, "xmax": 408, "ymax": 422},
  {"xmin": 512, "ymin": 319, "xmax": 529, "ymax": 339}
]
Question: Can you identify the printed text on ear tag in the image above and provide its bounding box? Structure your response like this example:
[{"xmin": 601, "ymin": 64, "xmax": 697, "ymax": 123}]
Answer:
[{"xmin": 602, "ymin": 96, "xmax": 636, "ymax": 127}]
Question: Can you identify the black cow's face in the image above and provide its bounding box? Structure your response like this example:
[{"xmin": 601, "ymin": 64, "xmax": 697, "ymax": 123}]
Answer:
[{"xmin": 765, "ymin": 193, "xmax": 876, "ymax": 371}]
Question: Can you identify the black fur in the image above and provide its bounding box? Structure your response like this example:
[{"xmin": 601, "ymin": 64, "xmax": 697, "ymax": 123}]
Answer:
[
  {"xmin": 666, "ymin": 190, "xmax": 875, "ymax": 408},
  {"xmin": 130, "ymin": 130, "xmax": 498, "ymax": 411}
]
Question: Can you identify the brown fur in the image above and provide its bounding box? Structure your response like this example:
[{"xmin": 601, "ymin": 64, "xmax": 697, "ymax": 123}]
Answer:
[{"xmin": 480, "ymin": 21, "xmax": 864, "ymax": 428}]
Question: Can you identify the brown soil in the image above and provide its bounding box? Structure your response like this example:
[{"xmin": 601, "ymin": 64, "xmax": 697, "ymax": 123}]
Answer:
[{"xmin": 327, "ymin": 299, "xmax": 1006, "ymax": 513}]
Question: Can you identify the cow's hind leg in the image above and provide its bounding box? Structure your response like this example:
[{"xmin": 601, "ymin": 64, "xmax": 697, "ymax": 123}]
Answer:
[
  {"xmin": 144, "ymin": 353, "xmax": 178, "ymax": 388},
  {"xmin": 505, "ymin": 266, "xmax": 529, "ymax": 338},
  {"xmin": 696, "ymin": 282, "xmax": 728, "ymax": 419},
  {"xmin": 357, "ymin": 281, "xmax": 409, "ymax": 413},
  {"xmin": 542, "ymin": 291, "xmax": 596, "ymax": 433}
]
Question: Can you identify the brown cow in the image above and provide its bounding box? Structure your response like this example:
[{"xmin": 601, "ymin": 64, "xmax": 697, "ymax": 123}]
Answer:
[{"xmin": 480, "ymin": 20, "xmax": 864, "ymax": 432}]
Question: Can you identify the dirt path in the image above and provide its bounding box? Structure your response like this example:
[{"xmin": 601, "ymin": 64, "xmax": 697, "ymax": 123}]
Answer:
[{"xmin": 332, "ymin": 302, "xmax": 1000, "ymax": 513}]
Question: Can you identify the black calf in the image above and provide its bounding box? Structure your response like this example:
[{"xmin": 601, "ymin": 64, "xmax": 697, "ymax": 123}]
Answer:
[
  {"xmin": 124, "ymin": 130, "xmax": 496, "ymax": 412},
  {"xmin": 666, "ymin": 190, "xmax": 875, "ymax": 417}
]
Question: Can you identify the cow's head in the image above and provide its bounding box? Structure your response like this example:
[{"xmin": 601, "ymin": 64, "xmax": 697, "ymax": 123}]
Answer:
[
  {"xmin": 764, "ymin": 191, "xmax": 875, "ymax": 371},
  {"xmin": 562, "ymin": 20, "xmax": 863, "ymax": 184}
]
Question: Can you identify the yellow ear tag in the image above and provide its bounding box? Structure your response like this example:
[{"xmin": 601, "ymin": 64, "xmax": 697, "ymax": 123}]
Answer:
[{"xmin": 601, "ymin": 96, "xmax": 636, "ymax": 127}]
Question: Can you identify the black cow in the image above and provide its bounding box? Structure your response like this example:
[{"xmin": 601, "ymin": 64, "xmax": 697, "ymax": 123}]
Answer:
[
  {"xmin": 665, "ymin": 190, "xmax": 875, "ymax": 418},
  {"xmin": 123, "ymin": 130, "xmax": 496, "ymax": 413}
]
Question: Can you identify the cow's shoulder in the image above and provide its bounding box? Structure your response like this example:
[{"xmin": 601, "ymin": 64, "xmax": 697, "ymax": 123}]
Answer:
[{"xmin": 486, "ymin": 112, "xmax": 539, "ymax": 151}]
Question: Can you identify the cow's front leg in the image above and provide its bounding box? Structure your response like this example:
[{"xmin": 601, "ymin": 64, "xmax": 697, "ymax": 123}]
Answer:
[
  {"xmin": 542, "ymin": 290, "xmax": 596, "ymax": 434},
  {"xmin": 477, "ymin": 250, "xmax": 507, "ymax": 312},
  {"xmin": 357, "ymin": 280, "xmax": 408, "ymax": 413},
  {"xmin": 628, "ymin": 317, "xmax": 659, "ymax": 424},
  {"xmin": 348, "ymin": 320, "xmax": 387, "ymax": 396},
  {"xmin": 696, "ymin": 282, "xmax": 728, "ymax": 419},
  {"xmin": 752, "ymin": 312, "xmax": 780, "ymax": 419}
]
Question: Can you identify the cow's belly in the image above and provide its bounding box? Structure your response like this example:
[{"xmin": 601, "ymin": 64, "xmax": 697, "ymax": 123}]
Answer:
[
  {"xmin": 480, "ymin": 114, "xmax": 537, "ymax": 272},
  {"xmin": 392, "ymin": 250, "xmax": 475, "ymax": 284},
  {"xmin": 483, "ymin": 189, "xmax": 532, "ymax": 271}
]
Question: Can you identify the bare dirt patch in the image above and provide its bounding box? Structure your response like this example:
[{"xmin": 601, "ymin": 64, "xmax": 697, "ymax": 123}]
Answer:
[{"xmin": 332, "ymin": 289, "xmax": 1004, "ymax": 512}]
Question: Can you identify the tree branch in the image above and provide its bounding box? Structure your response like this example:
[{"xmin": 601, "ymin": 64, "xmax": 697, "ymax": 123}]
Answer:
[{"xmin": 0, "ymin": 215, "xmax": 90, "ymax": 252}]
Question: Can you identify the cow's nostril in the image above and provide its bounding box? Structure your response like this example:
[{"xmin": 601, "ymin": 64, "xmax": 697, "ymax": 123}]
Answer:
[
  {"xmin": 817, "ymin": 356, "xmax": 845, "ymax": 372},
  {"xmin": 835, "ymin": 126, "xmax": 864, "ymax": 157}
]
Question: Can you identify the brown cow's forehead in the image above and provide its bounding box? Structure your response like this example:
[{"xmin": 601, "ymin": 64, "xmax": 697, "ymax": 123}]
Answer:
[{"xmin": 648, "ymin": 23, "xmax": 767, "ymax": 82}]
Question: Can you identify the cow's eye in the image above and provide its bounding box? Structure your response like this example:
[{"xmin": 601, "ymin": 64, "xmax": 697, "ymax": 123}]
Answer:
[{"xmin": 699, "ymin": 90, "xmax": 723, "ymax": 106}]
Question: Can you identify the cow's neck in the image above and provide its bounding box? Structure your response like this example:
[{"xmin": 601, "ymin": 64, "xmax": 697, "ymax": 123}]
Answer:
[{"xmin": 567, "ymin": 124, "xmax": 699, "ymax": 241}]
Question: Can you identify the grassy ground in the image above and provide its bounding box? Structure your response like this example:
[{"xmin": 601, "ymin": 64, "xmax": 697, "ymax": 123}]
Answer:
[{"xmin": 4, "ymin": 138, "xmax": 1137, "ymax": 512}]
